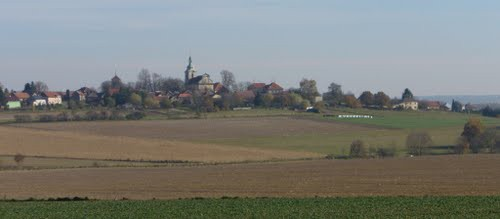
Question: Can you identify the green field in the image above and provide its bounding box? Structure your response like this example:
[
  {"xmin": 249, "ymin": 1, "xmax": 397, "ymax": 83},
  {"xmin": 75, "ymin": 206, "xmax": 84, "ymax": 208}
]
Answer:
[
  {"xmin": 1, "ymin": 197, "xmax": 499, "ymax": 218},
  {"xmin": 326, "ymin": 108, "xmax": 500, "ymax": 129},
  {"xmin": 197, "ymin": 109, "xmax": 500, "ymax": 156}
]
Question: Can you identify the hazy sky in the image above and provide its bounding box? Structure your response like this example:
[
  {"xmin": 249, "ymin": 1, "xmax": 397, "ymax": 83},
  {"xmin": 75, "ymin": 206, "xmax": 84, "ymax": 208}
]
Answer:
[{"xmin": 1, "ymin": 0, "xmax": 500, "ymax": 96}]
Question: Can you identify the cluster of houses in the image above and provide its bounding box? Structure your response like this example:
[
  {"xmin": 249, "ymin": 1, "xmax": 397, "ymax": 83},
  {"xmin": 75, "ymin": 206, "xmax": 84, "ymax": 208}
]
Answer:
[
  {"xmin": 4, "ymin": 91, "xmax": 64, "ymax": 109},
  {"xmin": 1, "ymin": 57, "xmax": 470, "ymax": 112},
  {"xmin": 1, "ymin": 57, "xmax": 290, "ymax": 110}
]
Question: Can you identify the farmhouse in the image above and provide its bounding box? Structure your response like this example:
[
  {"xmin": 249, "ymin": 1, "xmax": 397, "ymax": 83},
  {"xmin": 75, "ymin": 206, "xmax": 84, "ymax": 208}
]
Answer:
[
  {"xmin": 248, "ymin": 82, "xmax": 284, "ymax": 95},
  {"xmin": 41, "ymin": 92, "xmax": 63, "ymax": 105},
  {"xmin": 12, "ymin": 92, "xmax": 30, "ymax": 104},
  {"xmin": 394, "ymin": 100, "xmax": 419, "ymax": 110}
]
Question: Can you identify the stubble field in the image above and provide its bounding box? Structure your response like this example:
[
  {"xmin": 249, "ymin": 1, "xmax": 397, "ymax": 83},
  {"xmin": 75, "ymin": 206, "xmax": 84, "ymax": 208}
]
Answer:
[{"xmin": 0, "ymin": 155, "xmax": 499, "ymax": 200}]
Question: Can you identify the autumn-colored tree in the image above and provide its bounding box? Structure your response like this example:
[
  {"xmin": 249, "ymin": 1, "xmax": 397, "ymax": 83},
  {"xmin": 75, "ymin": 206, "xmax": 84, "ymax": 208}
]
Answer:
[
  {"xmin": 358, "ymin": 91, "xmax": 374, "ymax": 106},
  {"xmin": 374, "ymin": 91, "xmax": 391, "ymax": 109},
  {"xmin": 344, "ymin": 94, "xmax": 362, "ymax": 108},
  {"xmin": 461, "ymin": 118, "xmax": 484, "ymax": 143}
]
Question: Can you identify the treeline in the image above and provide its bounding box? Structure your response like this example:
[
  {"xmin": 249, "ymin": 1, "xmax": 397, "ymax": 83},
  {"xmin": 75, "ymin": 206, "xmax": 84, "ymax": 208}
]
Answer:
[
  {"xmin": 14, "ymin": 110, "xmax": 145, "ymax": 123},
  {"xmin": 481, "ymin": 106, "xmax": 500, "ymax": 118}
]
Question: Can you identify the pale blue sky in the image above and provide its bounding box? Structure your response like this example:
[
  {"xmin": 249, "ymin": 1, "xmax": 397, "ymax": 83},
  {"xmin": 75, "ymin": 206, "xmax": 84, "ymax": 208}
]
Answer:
[{"xmin": 1, "ymin": 0, "xmax": 500, "ymax": 96}]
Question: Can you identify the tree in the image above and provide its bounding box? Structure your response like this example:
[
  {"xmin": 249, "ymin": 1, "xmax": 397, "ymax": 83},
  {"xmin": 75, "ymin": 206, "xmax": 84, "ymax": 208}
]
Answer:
[
  {"xmin": 136, "ymin": 68, "xmax": 153, "ymax": 92},
  {"xmin": 152, "ymin": 73, "xmax": 162, "ymax": 92},
  {"xmin": 451, "ymin": 100, "xmax": 463, "ymax": 112},
  {"xmin": 143, "ymin": 96, "xmax": 159, "ymax": 109},
  {"xmin": 470, "ymin": 128, "xmax": 497, "ymax": 153},
  {"xmin": 344, "ymin": 94, "xmax": 362, "ymax": 108},
  {"xmin": 201, "ymin": 95, "xmax": 215, "ymax": 112},
  {"xmin": 289, "ymin": 93, "xmax": 304, "ymax": 109},
  {"xmin": 299, "ymin": 78, "xmax": 320, "ymax": 103},
  {"xmin": 159, "ymin": 98, "xmax": 172, "ymax": 109},
  {"xmin": 233, "ymin": 81, "xmax": 252, "ymax": 92},
  {"xmin": 34, "ymin": 81, "xmax": 48, "ymax": 93},
  {"xmin": 402, "ymin": 88, "xmax": 414, "ymax": 100},
  {"xmin": 100, "ymin": 80, "xmax": 112, "ymax": 94},
  {"xmin": 0, "ymin": 88, "xmax": 5, "ymax": 106},
  {"xmin": 461, "ymin": 118, "xmax": 484, "ymax": 144},
  {"xmin": 358, "ymin": 91, "xmax": 374, "ymax": 106},
  {"xmin": 374, "ymin": 91, "xmax": 391, "ymax": 109},
  {"xmin": 23, "ymin": 82, "xmax": 35, "ymax": 95},
  {"xmin": 406, "ymin": 132, "xmax": 433, "ymax": 156},
  {"xmin": 323, "ymin": 82, "xmax": 343, "ymax": 106},
  {"xmin": 160, "ymin": 77, "xmax": 185, "ymax": 93},
  {"xmin": 104, "ymin": 97, "xmax": 116, "ymax": 108},
  {"xmin": 261, "ymin": 93, "xmax": 274, "ymax": 108},
  {"xmin": 349, "ymin": 140, "xmax": 367, "ymax": 158},
  {"xmin": 220, "ymin": 70, "xmax": 236, "ymax": 91},
  {"xmin": 129, "ymin": 93, "xmax": 143, "ymax": 107}
]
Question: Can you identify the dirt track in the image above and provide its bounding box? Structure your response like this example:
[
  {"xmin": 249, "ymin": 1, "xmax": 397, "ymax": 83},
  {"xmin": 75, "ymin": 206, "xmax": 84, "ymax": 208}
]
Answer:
[{"xmin": 1, "ymin": 155, "xmax": 499, "ymax": 200}]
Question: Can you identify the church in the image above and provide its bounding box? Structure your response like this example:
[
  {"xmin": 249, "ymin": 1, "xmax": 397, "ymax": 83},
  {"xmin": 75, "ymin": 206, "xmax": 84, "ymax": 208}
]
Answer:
[{"xmin": 184, "ymin": 56, "xmax": 214, "ymax": 93}]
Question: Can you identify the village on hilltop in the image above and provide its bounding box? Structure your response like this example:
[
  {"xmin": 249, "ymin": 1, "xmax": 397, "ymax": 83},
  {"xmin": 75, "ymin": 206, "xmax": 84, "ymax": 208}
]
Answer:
[{"xmin": 0, "ymin": 57, "xmax": 483, "ymax": 114}]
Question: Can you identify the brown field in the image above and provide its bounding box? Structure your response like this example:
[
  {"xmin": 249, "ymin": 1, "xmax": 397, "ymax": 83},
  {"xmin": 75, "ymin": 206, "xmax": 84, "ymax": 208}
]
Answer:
[
  {"xmin": 0, "ymin": 155, "xmax": 499, "ymax": 200},
  {"xmin": 0, "ymin": 121, "xmax": 323, "ymax": 163},
  {"xmin": 10, "ymin": 117, "xmax": 372, "ymax": 140}
]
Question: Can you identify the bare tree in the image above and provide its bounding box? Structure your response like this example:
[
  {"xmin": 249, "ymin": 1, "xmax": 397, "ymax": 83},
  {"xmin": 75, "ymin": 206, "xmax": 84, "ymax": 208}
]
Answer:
[
  {"xmin": 34, "ymin": 81, "xmax": 49, "ymax": 93},
  {"xmin": 349, "ymin": 140, "xmax": 367, "ymax": 158},
  {"xmin": 406, "ymin": 132, "xmax": 433, "ymax": 156},
  {"xmin": 234, "ymin": 81, "xmax": 252, "ymax": 92},
  {"xmin": 160, "ymin": 77, "xmax": 185, "ymax": 93},
  {"xmin": 152, "ymin": 73, "xmax": 163, "ymax": 92},
  {"xmin": 220, "ymin": 70, "xmax": 236, "ymax": 91},
  {"xmin": 136, "ymin": 68, "xmax": 153, "ymax": 92}
]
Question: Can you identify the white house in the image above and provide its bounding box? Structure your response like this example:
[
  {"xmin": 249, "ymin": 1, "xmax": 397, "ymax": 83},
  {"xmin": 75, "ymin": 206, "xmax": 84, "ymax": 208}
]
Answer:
[
  {"xmin": 41, "ymin": 92, "xmax": 63, "ymax": 105},
  {"xmin": 29, "ymin": 96, "xmax": 47, "ymax": 106},
  {"xmin": 394, "ymin": 100, "xmax": 419, "ymax": 111}
]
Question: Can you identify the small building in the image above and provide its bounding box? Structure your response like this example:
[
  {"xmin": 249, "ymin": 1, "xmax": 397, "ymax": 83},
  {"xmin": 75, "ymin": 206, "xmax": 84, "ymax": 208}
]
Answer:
[
  {"xmin": 6, "ymin": 96, "xmax": 21, "ymax": 109},
  {"xmin": 424, "ymin": 101, "xmax": 441, "ymax": 110},
  {"xmin": 29, "ymin": 95, "xmax": 47, "ymax": 106},
  {"xmin": 393, "ymin": 100, "xmax": 419, "ymax": 111},
  {"xmin": 41, "ymin": 92, "xmax": 63, "ymax": 105},
  {"xmin": 247, "ymin": 82, "xmax": 284, "ymax": 95},
  {"xmin": 264, "ymin": 82, "xmax": 284, "ymax": 95},
  {"xmin": 213, "ymin": 83, "xmax": 230, "ymax": 95},
  {"xmin": 12, "ymin": 92, "xmax": 30, "ymax": 104},
  {"xmin": 247, "ymin": 83, "xmax": 266, "ymax": 94}
]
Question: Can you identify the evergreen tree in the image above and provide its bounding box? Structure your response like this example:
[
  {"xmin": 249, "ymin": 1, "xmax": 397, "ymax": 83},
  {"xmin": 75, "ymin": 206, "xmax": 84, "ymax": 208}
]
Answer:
[{"xmin": 402, "ymin": 88, "xmax": 414, "ymax": 100}]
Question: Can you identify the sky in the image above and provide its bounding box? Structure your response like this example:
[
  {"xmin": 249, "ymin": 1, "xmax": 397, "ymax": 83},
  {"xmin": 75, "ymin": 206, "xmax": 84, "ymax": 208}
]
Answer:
[{"xmin": 1, "ymin": 0, "xmax": 500, "ymax": 97}]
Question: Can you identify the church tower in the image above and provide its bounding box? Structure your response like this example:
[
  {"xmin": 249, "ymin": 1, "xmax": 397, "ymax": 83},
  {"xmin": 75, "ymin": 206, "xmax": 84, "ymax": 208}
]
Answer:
[{"xmin": 184, "ymin": 56, "xmax": 196, "ymax": 85}]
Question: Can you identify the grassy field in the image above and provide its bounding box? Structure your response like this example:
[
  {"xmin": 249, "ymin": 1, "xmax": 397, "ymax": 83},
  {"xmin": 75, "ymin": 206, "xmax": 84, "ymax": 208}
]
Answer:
[
  {"xmin": 325, "ymin": 108, "xmax": 500, "ymax": 129},
  {"xmin": 1, "ymin": 196, "xmax": 499, "ymax": 218},
  {"xmin": 6, "ymin": 109, "xmax": 500, "ymax": 158}
]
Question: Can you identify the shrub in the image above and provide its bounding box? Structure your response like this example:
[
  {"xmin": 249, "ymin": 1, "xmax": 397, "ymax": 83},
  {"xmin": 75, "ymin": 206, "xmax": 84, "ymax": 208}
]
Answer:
[
  {"xmin": 376, "ymin": 147, "xmax": 396, "ymax": 158},
  {"xmin": 38, "ymin": 114, "xmax": 57, "ymax": 122},
  {"xmin": 85, "ymin": 110, "xmax": 100, "ymax": 121},
  {"xmin": 126, "ymin": 111, "xmax": 146, "ymax": 120},
  {"xmin": 109, "ymin": 110, "xmax": 126, "ymax": 120},
  {"xmin": 406, "ymin": 132, "xmax": 432, "ymax": 156},
  {"xmin": 14, "ymin": 153, "xmax": 25, "ymax": 166},
  {"xmin": 349, "ymin": 140, "xmax": 367, "ymax": 158},
  {"xmin": 14, "ymin": 115, "xmax": 32, "ymax": 123},
  {"xmin": 56, "ymin": 112, "xmax": 71, "ymax": 121}
]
